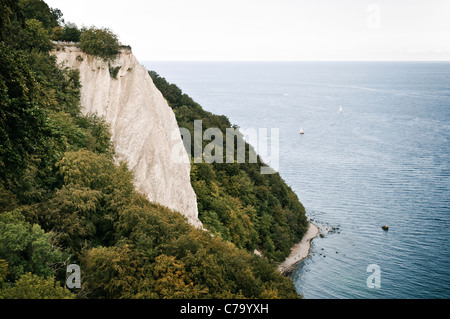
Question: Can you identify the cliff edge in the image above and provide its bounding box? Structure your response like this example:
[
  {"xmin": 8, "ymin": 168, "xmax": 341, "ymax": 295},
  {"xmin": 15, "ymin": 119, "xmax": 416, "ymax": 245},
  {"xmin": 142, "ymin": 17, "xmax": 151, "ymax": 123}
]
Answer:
[{"xmin": 53, "ymin": 46, "xmax": 202, "ymax": 228}]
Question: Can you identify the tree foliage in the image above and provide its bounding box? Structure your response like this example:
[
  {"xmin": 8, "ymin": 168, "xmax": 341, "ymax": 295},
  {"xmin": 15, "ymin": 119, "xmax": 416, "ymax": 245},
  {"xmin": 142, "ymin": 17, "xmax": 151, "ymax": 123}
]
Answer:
[
  {"xmin": 51, "ymin": 23, "xmax": 82, "ymax": 42},
  {"xmin": 80, "ymin": 27, "xmax": 119, "ymax": 61},
  {"xmin": 19, "ymin": 0, "xmax": 60, "ymax": 29},
  {"xmin": 0, "ymin": 210, "xmax": 68, "ymax": 282},
  {"xmin": 0, "ymin": 273, "xmax": 74, "ymax": 299},
  {"xmin": 0, "ymin": 0, "xmax": 23, "ymax": 41},
  {"xmin": 22, "ymin": 18, "xmax": 53, "ymax": 52}
]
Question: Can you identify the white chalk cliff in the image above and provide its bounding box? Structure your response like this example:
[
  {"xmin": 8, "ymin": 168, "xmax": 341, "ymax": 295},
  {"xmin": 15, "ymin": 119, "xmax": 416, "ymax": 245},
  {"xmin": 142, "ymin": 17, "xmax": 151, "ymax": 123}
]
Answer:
[{"xmin": 53, "ymin": 46, "xmax": 202, "ymax": 228}]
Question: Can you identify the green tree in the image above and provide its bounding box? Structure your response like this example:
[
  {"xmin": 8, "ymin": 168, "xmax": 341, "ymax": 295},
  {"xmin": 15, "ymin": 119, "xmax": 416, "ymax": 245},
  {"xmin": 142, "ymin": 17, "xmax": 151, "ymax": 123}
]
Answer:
[
  {"xmin": 153, "ymin": 254, "xmax": 206, "ymax": 299},
  {"xmin": 114, "ymin": 194, "xmax": 192, "ymax": 261},
  {"xmin": 19, "ymin": 0, "xmax": 60, "ymax": 30},
  {"xmin": 0, "ymin": 0, "xmax": 23, "ymax": 41},
  {"xmin": 80, "ymin": 27, "xmax": 119, "ymax": 61},
  {"xmin": 0, "ymin": 260, "xmax": 8, "ymax": 283},
  {"xmin": 51, "ymin": 25, "xmax": 63, "ymax": 41},
  {"xmin": 63, "ymin": 23, "xmax": 81, "ymax": 42},
  {"xmin": 38, "ymin": 150, "xmax": 133, "ymax": 253},
  {"xmin": 0, "ymin": 273, "xmax": 74, "ymax": 299},
  {"xmin": 81, "ymin": 245, "xmax": 155, "ymax": 299},
  {"xmin": 21, "ymin": 18, "xmax": 53, "ymax": 52},
  {"xmin": 0, "ymin": 43, "xmax": 68, "ymax": 193},
  {"xmin": 0, "ymin": 210, "xmax": 68, "ymax": 282}
]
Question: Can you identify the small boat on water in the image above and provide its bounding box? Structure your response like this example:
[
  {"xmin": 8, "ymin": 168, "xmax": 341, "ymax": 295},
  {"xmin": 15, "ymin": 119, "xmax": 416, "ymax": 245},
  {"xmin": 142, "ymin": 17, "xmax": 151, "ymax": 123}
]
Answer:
[
  {"xmin": 300, "ymin": 127, "xmax": 304, "ymax": 135},
  {"xmin": 339, "ymin": 105, "xmax": 343, "ymax": 113}
]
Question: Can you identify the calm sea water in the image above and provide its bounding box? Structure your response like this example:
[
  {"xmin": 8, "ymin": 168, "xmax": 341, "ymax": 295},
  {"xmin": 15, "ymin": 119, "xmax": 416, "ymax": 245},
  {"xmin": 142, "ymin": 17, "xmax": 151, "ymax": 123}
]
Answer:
[{"xmin": 144, "ymin": 61, "xmax": 450, "ymax": 299}]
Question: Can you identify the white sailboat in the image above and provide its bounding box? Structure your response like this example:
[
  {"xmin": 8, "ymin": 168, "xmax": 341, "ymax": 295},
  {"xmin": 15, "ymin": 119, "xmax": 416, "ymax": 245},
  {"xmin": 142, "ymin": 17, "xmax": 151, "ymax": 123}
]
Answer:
[
  {"xmin": 339, "ymin": 105, "xmax": 343, "ymax": 113},
  {"xmin": 300, "ymin": 127, "xmax": 304, "ymax": 135}
]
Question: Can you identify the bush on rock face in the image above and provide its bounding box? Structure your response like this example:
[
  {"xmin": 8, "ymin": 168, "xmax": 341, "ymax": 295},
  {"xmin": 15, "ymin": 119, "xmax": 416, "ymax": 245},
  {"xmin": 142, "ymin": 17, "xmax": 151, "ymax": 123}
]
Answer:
[{"xmin": 80, "ymin": 27, "xmax": 119, "ymax": 61}]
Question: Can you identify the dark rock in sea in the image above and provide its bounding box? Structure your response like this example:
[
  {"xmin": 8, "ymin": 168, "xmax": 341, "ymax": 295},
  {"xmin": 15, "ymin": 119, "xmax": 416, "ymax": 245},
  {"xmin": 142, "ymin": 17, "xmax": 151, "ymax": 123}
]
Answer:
[{"xmin": 382, "ymin": 225, "xmax": 389, "ymax": 231}]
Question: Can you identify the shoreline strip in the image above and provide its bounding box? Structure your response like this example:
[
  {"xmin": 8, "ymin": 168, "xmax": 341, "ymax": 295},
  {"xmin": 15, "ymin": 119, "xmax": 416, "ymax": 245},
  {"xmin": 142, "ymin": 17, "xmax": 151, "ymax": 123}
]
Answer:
[{"xmin": 278, "ymin": 222, "xmax": 319, "ymax": 274}]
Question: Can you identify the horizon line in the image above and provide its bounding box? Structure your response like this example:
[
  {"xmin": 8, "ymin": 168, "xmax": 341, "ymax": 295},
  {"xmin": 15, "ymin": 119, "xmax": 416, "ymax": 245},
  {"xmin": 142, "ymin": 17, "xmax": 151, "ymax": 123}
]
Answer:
[{"xmin": 140, "ymin": 59, "xmax": 450, "ymax": 63}]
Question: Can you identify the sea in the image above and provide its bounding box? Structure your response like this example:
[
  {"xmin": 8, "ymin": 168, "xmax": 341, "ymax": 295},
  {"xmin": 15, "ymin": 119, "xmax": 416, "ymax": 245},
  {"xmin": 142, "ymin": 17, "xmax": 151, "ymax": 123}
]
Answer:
[{"xmin": 143, "ymin": 61, "xmax": 450, "ymax": 299}]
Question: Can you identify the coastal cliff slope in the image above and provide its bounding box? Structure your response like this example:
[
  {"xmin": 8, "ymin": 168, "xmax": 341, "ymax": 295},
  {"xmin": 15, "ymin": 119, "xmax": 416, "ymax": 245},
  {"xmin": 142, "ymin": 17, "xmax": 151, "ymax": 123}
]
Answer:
[{"xmin": 53, "ymin": 46, "xmax": 202, "ymax": 228}]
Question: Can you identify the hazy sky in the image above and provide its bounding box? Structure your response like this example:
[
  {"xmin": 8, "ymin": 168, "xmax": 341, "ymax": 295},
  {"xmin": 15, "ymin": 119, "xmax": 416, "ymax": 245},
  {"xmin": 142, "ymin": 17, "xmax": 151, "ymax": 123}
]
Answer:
[{"xmin": 45, "ymin": 0, "xmax": 450, "ymax": 61}]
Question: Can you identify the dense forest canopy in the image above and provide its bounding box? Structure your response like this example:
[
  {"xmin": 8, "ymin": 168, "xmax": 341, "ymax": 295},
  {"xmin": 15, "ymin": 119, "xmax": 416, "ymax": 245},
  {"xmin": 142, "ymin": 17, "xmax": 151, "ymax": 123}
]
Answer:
[{"xmin": 0, "ymin": 0, "xmax": 307, "ymax": 299}]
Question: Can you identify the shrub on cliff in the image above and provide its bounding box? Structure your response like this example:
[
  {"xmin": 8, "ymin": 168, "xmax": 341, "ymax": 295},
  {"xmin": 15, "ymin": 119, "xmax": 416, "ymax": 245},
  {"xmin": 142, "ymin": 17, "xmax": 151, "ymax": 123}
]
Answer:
[
  {"xmin": 80, "ymin": 27, "xmax": 119, "ymax": 61},
  {"xmin": 52, "ymin": 23, "xmax": 82, "ymax": 42}
]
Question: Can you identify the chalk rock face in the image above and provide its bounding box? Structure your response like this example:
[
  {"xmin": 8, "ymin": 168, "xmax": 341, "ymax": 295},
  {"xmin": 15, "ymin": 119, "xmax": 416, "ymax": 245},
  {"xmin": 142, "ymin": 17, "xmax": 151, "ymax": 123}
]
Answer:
[{"xmin": 53, "ymin": 47, "xmax": 202, "ymax": 228}]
